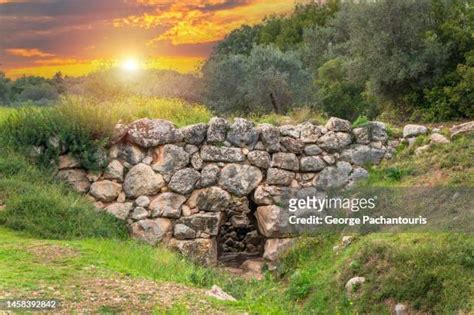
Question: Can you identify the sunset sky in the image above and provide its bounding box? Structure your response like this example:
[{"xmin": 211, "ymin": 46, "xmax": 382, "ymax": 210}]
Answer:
[{"xmin": 0, "ymin": 0, "xmax": 295, "ymax": 78}]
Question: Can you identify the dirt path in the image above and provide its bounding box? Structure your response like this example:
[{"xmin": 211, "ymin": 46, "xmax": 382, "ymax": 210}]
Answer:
[
  {"xmin": 1, "ymin": 275, "xmax": 227, "ymax": 314},
  {"xmin": 0, "ymin": 242, "xmax": 233, "ymax": 314}
]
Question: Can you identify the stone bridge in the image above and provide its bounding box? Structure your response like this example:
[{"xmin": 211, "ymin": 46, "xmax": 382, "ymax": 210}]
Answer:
[{"xmin": 56, "ymin": 116, "xmax": 396, "ymax": 266}]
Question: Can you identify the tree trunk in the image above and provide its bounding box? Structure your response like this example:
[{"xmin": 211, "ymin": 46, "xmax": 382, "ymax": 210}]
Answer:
[{"xmin": 269, "ymin": 92, "xmax": 280, "ymax": 114}]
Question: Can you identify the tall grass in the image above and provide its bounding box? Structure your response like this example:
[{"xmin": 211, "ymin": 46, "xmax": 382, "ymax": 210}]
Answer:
[
  {"xmin": 0, "ymin": 107, "xmax": 13, "ymax": 123},
  {"xmin": 0, "ymin": 149, "xmax": 127, "ymax": 239},
  {"xmin": 0, "ymin": 95, "xmax": 213, "ymax": 170}
]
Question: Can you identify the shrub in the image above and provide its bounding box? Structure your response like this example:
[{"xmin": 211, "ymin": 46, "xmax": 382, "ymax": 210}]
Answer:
[
  {"xmin": 352, "ymin": 115, "xmax": 369, "ymax": 128},
  {"xmin": 203, "ymin": 45, "xmax": 314, "ymax": 115}
]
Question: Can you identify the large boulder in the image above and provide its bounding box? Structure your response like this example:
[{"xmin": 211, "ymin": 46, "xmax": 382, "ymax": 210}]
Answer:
[
  {"xmin": 349, "ymin": 167, "xmax": 369, "ymax": 185},
  {"xmin": 110, "ymin": 123, "xmax": 128, "ymax": 144},
  {"xmin": 226, "ymin": 118, "xmax": 258, "ymax": 148},
  {"xmin": 190, "ymin": 152, "xmax": 204, "ymax": 170},
  {"xmin": 279, "ymin": 125, "xmax": 300, "ymax": 138},
  {"xmin": 219, "ymin": 164, "xmax": 263, "ymax": 197},
  {"xmin": 266, "ymin": 168, "xmax": 295, "ymax": 186},
  {"xmin": 123, "ymin": 163, "xmax": 164, "ymax": 198},
  {"xmin": 256, "ymin": 205, "xmax": 291, "ymax": 238},
  {"xmin": 207, "ymin": 117, "xmax": 228, "ymax": 143},
  {"xmin": 199, "ymin": 164, "xmax": 220, "ymax": 187},
  {"xmin": 149, "ymin": 192, "xmax": 186, "ymax": 218},
  {"xmin": 135, "ymin": 195, "xmax": 151, "ymax": 208},
  {"xmin": 130, "ymin": 207, "xmax": 148, "ymax": 221},
  {"xmin": 300, "ymin": 156, "xmax": 326, "ymax": 172},
  {"xmin": 196, "ymin": 186, "xmax": 231, "ymax": 212},
  {"xmin": 340, "ymin": 145, "xmax": 385, "ymax": 166},
  {"xmin": 430, "ymin": 133, "xmax": 450, "ymax": 144},
  {"xmin": 168, "ymin": 168, "xmax": 200, "ymax": 194},
  {"xmin": 104, "ymin": 202, "xmax": 133, "ymax": 220},
  {"xmin": 314, "ymin": 161, "xmax": 352, "ymax": 190},
  {"xmin": 247, "ymin": 150, "xmax": 271, "ymax": 169},
  {"xmin": 168, "ymin": 238, "xmax": 217, "ymax": 265},
  {"xmin": 127, "ymin": 118, "xmax": 183, "ymax": 147},
  {"xmin": 104, "ymin": 160, "xmax": 124, "ymax": 181},
  {"xmin": 403, "ymin": 124, "xmax": 428, "ymax": 138},
  {"xmin": 200, "ymin": 145, "xmax": 245, "ymax": 163},
  {"xmin": 298, "ymin": 122, "xmax": 322, "ymax": 143},
  {"xmin": 130, "ymin": 218, "xmax": 172, "ymax": 245},
  {"xmin": 118, "ymin": 143, "xmax": 146, "ymax": 165},
  {"xmin": 352, "ymin": 127, "xmax": 370, "ymax": 144},
  {"xmin": 228, "ymin": 197, "xmax": 251, "ymax": 215},
  {"xmin": 180, "ymin": 123, "xmax": 208, "ymax": 145},
  {"xmin": 89, "ymin": 180, "xmax": 122, "ymax": 202},
  {"xmin": 271, "ymin": 152, "xmax": 299, "ymax": 171},
  {"xmin": 57, "ymin": 169, "xmax": 90, "ymax": 193},
  {"xmin": 369, "ymin": 121, "xmax": 388, "ymax": 142},
  {"xmin": 263, "ymin": 238, "xmax": 294, "ymax": 262},
  {"xmin": 281, "ymin": 137, "xmax": 304, "ymax": 154},
  {"xmin": 450, "ymin": 121, "xmax": 474, "ymax": 138},
  {"xmin": 304, "ymin": 144, "xmax": 323, "ymax": 156},
  {"xmin": 177, "ymin": 212, "xmax": 222, "ymax": 236},
  {"xmin": 325, "ymin": 117, "xmax": 352, "ymax": 132},
  {"xmin": 317, "ymin": 131, "xmax": 352, "ymax": 151},
  {"xmin": 152, "ymin": 144, "xmax": 190, "ymax": 175},
  {"xmin": 173, "ymin": 223, "xmax": 197, "ymax": 240},
  {"xmin": 254, "ymin": 185, "xmax": 294, "ymax": 206},
  {"xmin": 345, "ymin": 276, "xmax": 366, "ymax": 298},
  {"xmin": 257, "ymin": 124, "xmax": 280, "ymax": 152},
  {"xmin": 58, "ymin": 154, "xmax": 80, "ymax": 170}
]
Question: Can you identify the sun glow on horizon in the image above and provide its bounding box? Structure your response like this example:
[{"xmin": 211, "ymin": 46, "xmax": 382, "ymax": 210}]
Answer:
[{"xmin": 120, "ymin": 58, "xmax": 141, "ymax": 72}]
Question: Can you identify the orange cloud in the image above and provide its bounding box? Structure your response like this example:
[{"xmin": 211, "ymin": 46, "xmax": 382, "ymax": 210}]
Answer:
[
  {"xmin": 114, "ymin": 0, "xmax": 293, "ymax": 45},
  {"xmin": 34, "ymin": 58, "xmax": 80, "ymax": 66},
  {"xmin": 6, "ymin": 48, "xmax": 55, "ymax": 58}
]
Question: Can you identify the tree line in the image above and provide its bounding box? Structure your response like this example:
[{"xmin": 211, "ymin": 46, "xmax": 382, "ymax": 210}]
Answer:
[{"xmin": 202, "ymin": 0, "xmax": 473, "ymax": 122}]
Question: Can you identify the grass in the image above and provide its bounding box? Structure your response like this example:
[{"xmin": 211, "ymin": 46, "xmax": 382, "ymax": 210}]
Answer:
[
  {"xmin": 0, "ymin": 149, "xmax": 127, "ymax": 239},
  {"xmin": 0, "ymin": 227, "xmax": 293, "ymax": 313},
  {"xmin": 366, "ymin": 133, "xmax": 474, "ymax": 186},
  {"xmin": 1, "ymin": 226, "xmax": 472, "ymax": 313},
  {"xmin": 247, "ymin": 106, "xmax": 328, "ymax": 126},
  {"xmin": 0, "ymin": 106, "xmax": 13, "ymax": 123},
  {"xmin": 0, "ymin": 228, "xmax": 215, "ymax": 290},
  {"xmin": 0, "ymin": 96, "xmax": 213, "ymax": 170},
  {"xmin": 278, "ymin": 233, "xmax": 474, "ymax": 314}
]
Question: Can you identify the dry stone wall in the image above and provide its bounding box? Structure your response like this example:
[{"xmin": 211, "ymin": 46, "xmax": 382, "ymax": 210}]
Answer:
[{"xmin": 56, "ymin": 116, "xmax": 395, "ymax": 266}]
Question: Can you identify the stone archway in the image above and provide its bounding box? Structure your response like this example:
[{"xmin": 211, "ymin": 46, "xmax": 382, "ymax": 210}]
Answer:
[{"xmin": 217, "ymin": 196, "xmax": 264, "ymax": 267}]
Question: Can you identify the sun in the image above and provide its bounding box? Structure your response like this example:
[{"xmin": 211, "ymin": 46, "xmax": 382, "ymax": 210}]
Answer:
[{"xmin": 120, "ymin": 58, "xmax": 140, "ymax": 72}]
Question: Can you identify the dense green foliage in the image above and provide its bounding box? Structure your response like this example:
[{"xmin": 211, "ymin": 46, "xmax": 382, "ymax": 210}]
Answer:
[
  {"xmin": 0, "ymin": 151, "xmax": 127, "ymax": 239},
  {"xmin": 203, "ymin": 0, "xmax": 473, "ymax": 122},
  {"xmin": 202, "ymin": 45, "xmax": 313, "ymax": 114},
  {"xmin": 0, "ymin": 72, "xmax": 64, "ymax": 106}
]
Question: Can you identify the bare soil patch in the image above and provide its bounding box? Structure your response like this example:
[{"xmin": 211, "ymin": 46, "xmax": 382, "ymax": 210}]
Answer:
[
  {"xmin": 0, "ymin": 274, "xmax": 230, "ymax": 314},
  {"xmin": 26, "ymin": 244, "xmax": 79, "ymax": 264}
]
